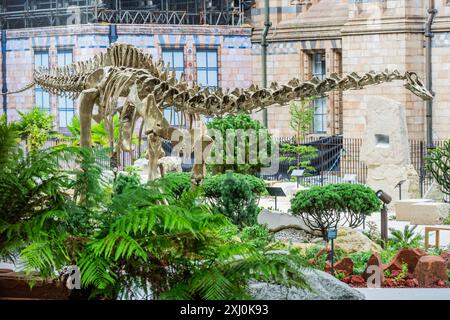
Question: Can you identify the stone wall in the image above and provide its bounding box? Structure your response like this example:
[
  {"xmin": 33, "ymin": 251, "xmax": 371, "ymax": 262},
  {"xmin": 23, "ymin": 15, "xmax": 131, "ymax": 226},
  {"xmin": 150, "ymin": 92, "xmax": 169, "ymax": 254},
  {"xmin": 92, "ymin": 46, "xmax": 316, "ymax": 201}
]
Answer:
[
  {"xmin": 0, "ymin": 24, "xmax": 252, "ymax": 128},
  {"xmin": 250, "ymin": 0, "xmax": 450, "ymax": 141}
]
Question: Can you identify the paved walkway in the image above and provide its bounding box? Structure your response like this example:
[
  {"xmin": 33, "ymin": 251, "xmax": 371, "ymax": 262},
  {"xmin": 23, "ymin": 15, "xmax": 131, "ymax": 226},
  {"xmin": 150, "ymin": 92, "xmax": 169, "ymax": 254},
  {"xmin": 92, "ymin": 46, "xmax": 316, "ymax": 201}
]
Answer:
[{"xmin": 357, "ymin": 288, "xmax": 450, "ymax": 300}]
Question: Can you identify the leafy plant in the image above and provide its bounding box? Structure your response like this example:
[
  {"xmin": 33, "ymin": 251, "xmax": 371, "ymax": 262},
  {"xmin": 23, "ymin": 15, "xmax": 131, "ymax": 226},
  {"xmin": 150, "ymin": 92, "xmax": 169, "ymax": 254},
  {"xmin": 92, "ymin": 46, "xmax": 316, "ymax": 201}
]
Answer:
[
  {"xmin": 394, "ymin": 263, "xmax": 409, "ymax": 282},
  {"xmin": 1, "ymin": 125, "xmax": 311, "ymax": 300},
  {"xmin": 444, "ymin": 214, "xmax": 450, "ymax": 225},
  {"xmin": 16, "ymin": 107, "xmax": 56, "ymax": 151},
  {"xmin": 239, "ymin": 224, "xmax": 274, "ymax": 249},
  {"xmin": 348, "ymin": 251, "xmax": 372, "ymax": 276},
  {"xmin": 288, "ymin": 98, "xmax": 315, "ymax": 144},
  {"xmin": 157, "ymin": 172, "xmax": 192, "ymax": 200},
  {"xmin": 290, "ymin": 183, "xmax": 381, "ymax": 239},
  {"xmin": 212, "ymin": 171, "xmax": 260, "ymax": 229},
  {"xmin": 388, "ymin": 225, "xmax": 423, "ymax": 249},
  {"xmin": 206, "ymin": 113, "xmax": 273, "ymax": 175},
  {"xmin": 203, "ymin": 172, "xmax": 266, "ymax": 203},
  {"xmin": 426, "ymin": 140, "xmax": 450, "ymax": 196},
  {"xmin": 279, "ymin": 144, "xmax": 317, "ymax": 174},
  {"xmin": 335, "ymin": 271, "xmax": 347, "ymax": 280}
]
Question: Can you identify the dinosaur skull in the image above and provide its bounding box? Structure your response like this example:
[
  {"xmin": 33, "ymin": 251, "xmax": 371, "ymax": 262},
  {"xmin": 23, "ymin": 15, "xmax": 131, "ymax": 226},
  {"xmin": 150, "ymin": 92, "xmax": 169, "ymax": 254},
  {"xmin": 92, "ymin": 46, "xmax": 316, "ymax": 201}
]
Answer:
[{"xmin": 404, "ymin": 72, "xmax": 434, "ymax": 101}]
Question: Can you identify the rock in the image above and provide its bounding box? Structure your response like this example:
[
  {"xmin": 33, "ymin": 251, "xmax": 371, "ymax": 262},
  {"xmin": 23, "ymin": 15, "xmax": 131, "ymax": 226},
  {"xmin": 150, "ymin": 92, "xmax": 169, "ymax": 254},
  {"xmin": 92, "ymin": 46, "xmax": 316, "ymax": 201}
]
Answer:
[
  {"xmin": 134, "ymin": 158, "xmax": 148, "ymax": 170},
  {"xmin": 394, "ymin": 199, "xmax": 434, "ymax": 221},
  {"xmin": 384, "ymin": 279, "xmax": 397, "ymax": 287},
  {"xmin": 362, "ymin": 253, "xmax": 385, "ymax": 285},
  {"xmin": 405, "ymin": 279, "xmax": 418, "ymax": 288},
  {"xmin": 440, "ymin": 251, "xmax": 450, "ymax": 269},
  {"xmin": 437, "ymin": 280, "xmax": 446, "ymax": 287},
  {"xmin": 384, "ymin": 248, "xmax": 426, "ymax": 273},
  {"xmin": 349, "ymin": 275, "xmax": 366, "ymax": 286},
  {"xmin": 258, "ymin": 209, "xmax": 321, "ymax": 235},
  {"xmin": 413, "ymin": 256, "xmax": 448, "ymax": 287},
  {"xmin": 335, "ymin": 258, "xmax": 354, "ymax": 275},
  {"xmin": 424, "ymin": 181, "xmax": 447, "ymax": 202},
  {"xmin": 273, "ymin": 228, "xmax": 314, "ymax": 243},
  {"xmin": 248, "ymin": 269, "xmax": 365, "ymax": 300},
  {"xmin": 360, "ymin": 96, "xmax": 419, "ymax": 201},
  {"xmin": 334, "ymin": 227, "xmax": 382, "ymax": 255},
  {"xmin": 409, "ymin": 202, "xmax": 450, "ymax": 225},
  {"xmin": 158, "ymin": 156, "xmax": 182, "ymax": 175}
]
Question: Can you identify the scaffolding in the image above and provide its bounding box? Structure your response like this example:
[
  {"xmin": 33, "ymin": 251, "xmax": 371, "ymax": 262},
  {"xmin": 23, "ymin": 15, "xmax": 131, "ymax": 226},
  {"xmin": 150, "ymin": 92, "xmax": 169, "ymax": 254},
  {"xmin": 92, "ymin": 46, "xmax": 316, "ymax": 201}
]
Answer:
[{"xmin": 0, "ymin": 0, "xmax": 253, "ymax": 29}]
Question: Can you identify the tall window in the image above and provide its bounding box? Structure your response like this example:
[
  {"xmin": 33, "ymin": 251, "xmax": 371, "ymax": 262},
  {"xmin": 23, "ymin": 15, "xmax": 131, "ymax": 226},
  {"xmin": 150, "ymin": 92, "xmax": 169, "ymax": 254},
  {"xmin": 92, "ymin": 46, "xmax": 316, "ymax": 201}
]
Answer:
[
  {"xmin": 311, "ymin": 53, "xmax": 327, "ymax": 133},
  {"xmin": 34, "ymin": 50, "xmax": 50, "ymax": 112},
  {"xmin": 57, "ymin": 49, "xmax": 75, "ymax": 128},
  {"xmin": 196, "ymin": 49, "xmax": 218, "ymax": 88},
  {"xmin": 162, "ymin": 49, "xmax": 184, "ymax": 126}
]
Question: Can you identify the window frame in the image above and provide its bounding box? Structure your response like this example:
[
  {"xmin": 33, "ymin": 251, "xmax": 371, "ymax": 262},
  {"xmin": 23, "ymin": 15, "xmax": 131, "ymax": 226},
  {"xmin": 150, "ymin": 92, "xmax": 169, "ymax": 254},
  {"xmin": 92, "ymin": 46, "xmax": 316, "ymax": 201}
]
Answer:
[
  {"xmin": 57, "ymin": 48, "xmax": 75, "ymax": 128},
  {"xmin": 311, "ymin": 52, "xmax": 327, "ymax": 134},
  {"xmin": 161, "ymin": 48, "xmax": 185, "ymax": 126},
  {"xmin": 196, "ymin": 48, "xmax": 218, "ymax": 89},
  {"xmin": 34, "ymin": 50, "xmax": 50, "ymax": 113}
]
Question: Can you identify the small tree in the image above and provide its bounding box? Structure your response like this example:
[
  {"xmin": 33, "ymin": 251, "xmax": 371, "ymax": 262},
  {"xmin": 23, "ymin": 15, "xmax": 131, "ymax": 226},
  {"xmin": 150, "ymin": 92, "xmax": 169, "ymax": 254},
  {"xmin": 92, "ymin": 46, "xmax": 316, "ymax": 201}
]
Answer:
[
  {"xmin": 280, "ymin": 99, "xmax": 317, "ymax": 173},
  {"xmin": 290, "ymin": 183, "xmax": 381, "ymax": 240},
  {"xmin": 208, "ymin": 171, "xmax": 260, "ymax": 229},
  {"xmin": 206, "ymin": 113, "xmax": 273, "ymax": 175},
  {"xmin": 426, "ymin": 140, "xmax": 450, "ymax": 196},
  {"xmin": 16, "ymin": 107, "xmax": 55, "ymax": 151}
]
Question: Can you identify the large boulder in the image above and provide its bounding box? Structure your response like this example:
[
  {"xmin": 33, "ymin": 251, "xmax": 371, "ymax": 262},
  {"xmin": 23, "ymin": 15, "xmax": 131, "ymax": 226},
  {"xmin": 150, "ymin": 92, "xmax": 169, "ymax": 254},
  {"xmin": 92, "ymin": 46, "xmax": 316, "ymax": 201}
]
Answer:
[
  {"xmin": 413, "ymin": 256, "xmax": 448, "ymax": 287},
  {"xmin": 258, "ymin": 209, "xmax": 322, "ymax": 236},
  {"xmin": 334, "ymin": 227, "xmax": 382, "ymax": 255},
  {"xmin": 248, "ymin": 269, "xmax": 365, "ymax": 300},
  {"xmin": 383, "ymin": 248, "xmax": 426, "ymax": 273}
]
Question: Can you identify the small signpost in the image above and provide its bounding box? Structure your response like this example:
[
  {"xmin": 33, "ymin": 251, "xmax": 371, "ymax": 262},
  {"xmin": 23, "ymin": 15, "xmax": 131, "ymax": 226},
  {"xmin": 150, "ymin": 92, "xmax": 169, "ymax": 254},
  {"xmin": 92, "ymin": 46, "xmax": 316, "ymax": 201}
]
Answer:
[
  {"xmin": 327, "ymin": 228, "xmax": 338, "ymax": 275},
  {"xmin": 266, "ymin": 187, "xmax": 286, "ymax": 211},
  {"xmin": 291, "ymin": 169, "xmax": 305, "ymax": 188}
]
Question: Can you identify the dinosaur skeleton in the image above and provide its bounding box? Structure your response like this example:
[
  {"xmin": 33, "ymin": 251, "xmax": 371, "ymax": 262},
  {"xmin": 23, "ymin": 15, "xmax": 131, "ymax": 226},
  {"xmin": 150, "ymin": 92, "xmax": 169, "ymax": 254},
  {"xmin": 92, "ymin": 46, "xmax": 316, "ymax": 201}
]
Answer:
[{"xmin": 4, "ymin": 44, "xmax": 433, "ymax": 185}]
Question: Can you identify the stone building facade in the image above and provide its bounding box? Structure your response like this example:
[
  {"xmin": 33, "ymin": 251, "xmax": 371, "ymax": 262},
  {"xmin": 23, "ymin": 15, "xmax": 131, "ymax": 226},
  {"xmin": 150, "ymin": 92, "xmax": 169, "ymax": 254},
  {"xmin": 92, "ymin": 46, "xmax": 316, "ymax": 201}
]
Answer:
[
  {"xmin": 0, "ymin": 23, "xmax": 252, "ymax": 130},
  {"xmin": 250, "ymin": 0, "xmax": 450, "ymax": 141}
]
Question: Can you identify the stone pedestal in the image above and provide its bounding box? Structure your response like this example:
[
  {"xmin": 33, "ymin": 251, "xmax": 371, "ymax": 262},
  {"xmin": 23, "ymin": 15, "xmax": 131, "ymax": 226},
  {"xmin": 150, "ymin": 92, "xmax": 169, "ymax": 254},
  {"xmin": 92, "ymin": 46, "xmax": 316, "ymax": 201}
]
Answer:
[
  {"xmin": 360, "ymin": 96, "xmax": 420, "ymax": 201},
  {"xmin": 409, "ymin": 202, "xmax": 450, "ymax": 225}
]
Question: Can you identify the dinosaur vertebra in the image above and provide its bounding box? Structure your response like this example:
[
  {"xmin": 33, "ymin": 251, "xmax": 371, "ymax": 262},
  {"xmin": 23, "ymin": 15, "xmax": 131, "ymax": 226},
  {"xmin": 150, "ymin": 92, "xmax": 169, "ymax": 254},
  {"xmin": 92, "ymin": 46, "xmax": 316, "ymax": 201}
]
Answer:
[{"xmin": 3, "ymin": 44, "xmax": 433, "ymax": 184}]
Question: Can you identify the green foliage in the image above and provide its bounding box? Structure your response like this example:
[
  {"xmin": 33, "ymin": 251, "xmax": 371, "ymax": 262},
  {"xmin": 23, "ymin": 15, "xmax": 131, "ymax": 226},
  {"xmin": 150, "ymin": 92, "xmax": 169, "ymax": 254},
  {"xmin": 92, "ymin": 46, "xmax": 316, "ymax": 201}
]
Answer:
[
  {"xmin": 348, "ymin": 251, "xmax": 372, "ymax": 275},
  {"xmin": 203, "ymin": 172, "xmax": 266, "ymax": 201},
  {"xmin": 157, "ymin": 172, "xmax": 192, "ymax": 200},
  {"xmin": 64, "ymin": 114, "xmax": 137, "ymax": 149},
  {"xmin": 279, "ymin": 144, "xmax": 317, "ymax": 174},
  {"xmin": 206, "ymin": 113, "xmax": 273, "ymax": 175},
  {"xmin": 290, "ymin": 183, "xmax": 381, "ymax": 239},
  {"xmin": 0, "ymin": 128, "xmax": 311, "ymax": 300},
  {"xmin": 388, "ymin": 225, "xmax": 423, "ymax": 249},
  {"xmin": 288, "ymin": 99, "xmax": 315, "ymax": 142},
  {"xmin": 239, "ymin": 225, "xmax": 274, "ymax": 249},
  {"xmin": 16, "ymin": 107, "xmax": 55, "ymax": 151},
  {"xmin": 426, "ymin": 140, "xmax": 450, "ymax": 196},
  {"xmin": 113, "ymin": 168, "xmax": 142, "ymax": 196},
  {"xmin": 444, "ymin": 214, "xmax": 450, "ymax": 225},
  {"xmin": 211, "ymin": 172, "xmax": 260, "ymax": 229}
]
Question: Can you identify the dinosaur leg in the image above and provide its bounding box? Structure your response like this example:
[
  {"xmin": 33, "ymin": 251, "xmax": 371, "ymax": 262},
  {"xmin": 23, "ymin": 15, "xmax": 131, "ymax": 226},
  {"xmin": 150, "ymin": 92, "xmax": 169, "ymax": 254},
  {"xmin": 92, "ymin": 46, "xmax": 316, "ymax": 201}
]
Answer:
[
  {"xmin": 79, "ymin": 88, "xmax": 100, "ymax": 148},
  {"xmin": 148, "ymin": 135, "xmax": 164, "ymax": 181},
  {"xmin": 190, "ymin": 128, "xmax": 214, "ymax": 186}
]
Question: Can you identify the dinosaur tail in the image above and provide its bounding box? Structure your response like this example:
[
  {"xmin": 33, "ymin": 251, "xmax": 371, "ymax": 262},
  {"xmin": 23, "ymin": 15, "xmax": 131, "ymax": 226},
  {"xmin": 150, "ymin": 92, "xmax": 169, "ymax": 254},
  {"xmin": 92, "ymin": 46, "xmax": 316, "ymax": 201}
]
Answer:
[{"xmin": 1, "ymin": 82, "xmax": 36, "ymax": 95}]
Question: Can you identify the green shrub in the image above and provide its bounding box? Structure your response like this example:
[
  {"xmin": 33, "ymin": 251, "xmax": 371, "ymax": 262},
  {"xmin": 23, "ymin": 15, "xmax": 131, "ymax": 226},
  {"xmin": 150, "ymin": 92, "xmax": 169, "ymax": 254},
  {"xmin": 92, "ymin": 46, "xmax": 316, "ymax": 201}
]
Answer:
[
  {"xmin": 239, "ymin": 224, "xmax": 273, "ymax": 249},
  {"xmin": 290, "ymin": 183, "xmax": 381, "ymax": 239},
  {"xmin": 206, "ymin": 113, "xmax": 273, "ymax": 175},
  {"xmin": 158, "ymin": 172, "xmax": 192, "ymax": 200},
  {"xmin": 16, "ymin": 107, "xmax": 55, "ymax": 151},
  {"xmin": 203, "ymin": 172, "xmax": 266, "ymax": 201},
  {"xmin": 387, "ymin": 225, "xmax": 423, "ymax": 249},
  {"xmin": 348, "ymin": 251, "xmax": 372, "ymax": 275},
  {"xmin": 210, "ymin": 171, "xmax": 260, "ymax": 229}
]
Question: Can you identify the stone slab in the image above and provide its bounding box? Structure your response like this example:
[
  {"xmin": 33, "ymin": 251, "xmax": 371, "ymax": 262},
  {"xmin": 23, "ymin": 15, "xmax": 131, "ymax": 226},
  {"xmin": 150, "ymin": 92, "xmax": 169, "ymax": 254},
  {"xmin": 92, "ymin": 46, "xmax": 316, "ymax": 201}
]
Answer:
[
  {"xmin": 409, "ymin": 202, "xmax": 450, "ymax": 225},
  {"xmin": 394, "ymin": 199, "xmax": 434, "ymax": 221}
]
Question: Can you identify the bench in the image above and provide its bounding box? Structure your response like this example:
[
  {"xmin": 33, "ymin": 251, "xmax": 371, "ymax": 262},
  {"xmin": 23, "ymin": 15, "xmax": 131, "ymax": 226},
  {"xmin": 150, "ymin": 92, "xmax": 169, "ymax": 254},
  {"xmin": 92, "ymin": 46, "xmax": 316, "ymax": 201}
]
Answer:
[{"xmin": 424, "ymin": 226, "xmax": 450, "ymax": 251}]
